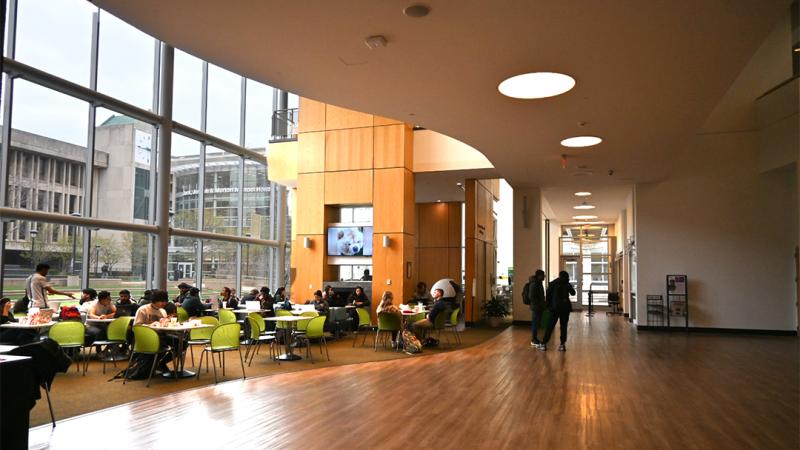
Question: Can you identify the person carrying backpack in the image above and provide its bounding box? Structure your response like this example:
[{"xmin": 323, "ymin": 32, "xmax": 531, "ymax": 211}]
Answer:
[
  {"xmin": 540, "ymin": 271, "xmax": 576, "ymax": 352},
  {"xmin": 523, "ymin": 270, "xmax": 546, "ymax": 348}
]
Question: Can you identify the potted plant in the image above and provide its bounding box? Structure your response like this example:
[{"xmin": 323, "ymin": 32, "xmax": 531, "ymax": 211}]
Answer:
[{"xmin": 481, "ymin": 296, "xmax": 509, "ymax": 327}]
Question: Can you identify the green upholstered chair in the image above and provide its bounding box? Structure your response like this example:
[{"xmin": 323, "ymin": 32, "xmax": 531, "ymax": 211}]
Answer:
[
  {"xmin": 352, "ymin": 307, "xmax": 374, "ymax": 347},
  {"xmin": 295, "ymin": 315, "xmax": 329, "ymax": 363},
  {"xmin": 89, "ymin": 316, "xmax": 133, "ymax": 374},
  {"xmin": 196, "ymin": 323, "xmax": 245, "ymax": 384},
  {"xmin": 218, "ymin": 308, "xmax": 236, "ymax": 325},
  {"xmin": 49, "ymin": 321, "xmax": 87, "ymax": 374},
  {"xmin": 374, "ymin": 312, "xmax": 401, "ymax": 351},
  {"xmin": 124, "ymin": 325, "xmax": 171, "ymax": 387},
  {"xmin": 188, "ymin": 316, "xmax": 218, "ymax": 367}
]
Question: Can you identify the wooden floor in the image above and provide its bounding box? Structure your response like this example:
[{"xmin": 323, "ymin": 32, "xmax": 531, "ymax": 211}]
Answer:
[{"xmin": 29, "ymin": 315, "xmax": 799, "ymax": 450}]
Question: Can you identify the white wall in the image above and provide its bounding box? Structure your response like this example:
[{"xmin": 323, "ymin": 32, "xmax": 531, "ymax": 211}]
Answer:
[
  {"xmin": 636, "ymin": 131, "xmax": 797, "ymax": 331},
  {"xmin": 511, "ymin": 187, "xmax": 542, "ymax": 321}
]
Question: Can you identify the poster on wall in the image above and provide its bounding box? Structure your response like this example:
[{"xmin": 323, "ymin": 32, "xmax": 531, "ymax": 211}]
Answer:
[{"xmin": 666, "ymin": 275, "xmax": 687, "ymax": 296}]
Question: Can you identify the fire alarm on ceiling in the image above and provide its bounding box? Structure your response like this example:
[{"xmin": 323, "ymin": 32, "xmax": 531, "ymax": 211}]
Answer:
[{"xmin": 364, "ymin": 35, "xmax": 388, "ymax": 49}]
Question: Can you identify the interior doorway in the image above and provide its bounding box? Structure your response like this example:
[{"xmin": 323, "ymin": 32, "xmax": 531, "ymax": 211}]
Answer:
[{"xmin": 559, "ymin": 225, "xmax": 615, "ymax": 308}]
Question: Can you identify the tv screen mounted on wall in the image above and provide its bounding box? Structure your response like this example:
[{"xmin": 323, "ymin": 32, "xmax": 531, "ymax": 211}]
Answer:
[{"xmin": 327, "ymin": 226, "xmax": 373, "ymax": 256}]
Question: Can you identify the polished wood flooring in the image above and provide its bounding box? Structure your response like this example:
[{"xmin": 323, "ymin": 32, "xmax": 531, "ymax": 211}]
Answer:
[{"xmin": 29, "ymin": 315, "xmax": 799, "ymax": 449}]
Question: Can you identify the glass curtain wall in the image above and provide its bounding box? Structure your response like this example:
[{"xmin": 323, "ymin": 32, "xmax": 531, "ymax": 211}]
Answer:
[{"xmin": 0, "ymin": 0, "xmax": 290, "ymax": 300}]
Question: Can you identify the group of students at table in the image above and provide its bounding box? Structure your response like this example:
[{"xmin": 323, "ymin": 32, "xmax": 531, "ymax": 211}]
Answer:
[{"xmin": 305, "ymin": 281, "xmax": 452, "ymax": 340}]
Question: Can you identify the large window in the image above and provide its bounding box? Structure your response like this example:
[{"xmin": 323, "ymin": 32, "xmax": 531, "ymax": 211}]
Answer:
[{"xmin": 1, "ymin": 0, "xmax": 290, "ymax": 300}]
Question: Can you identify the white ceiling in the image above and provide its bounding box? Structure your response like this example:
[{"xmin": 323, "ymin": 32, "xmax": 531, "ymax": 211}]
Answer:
[
  {"xmin": 94, "ymin": 0, "xmax": 788, "ymax": 220},
  {"xmin": 542, "ymin": 185, "xmax": 633, "ymax": 223}
]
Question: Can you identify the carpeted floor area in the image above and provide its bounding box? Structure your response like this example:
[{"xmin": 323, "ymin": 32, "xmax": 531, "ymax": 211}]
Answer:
[{"xmin": 30, "ymin": 323, "xmax": 508, "ymax": 427}]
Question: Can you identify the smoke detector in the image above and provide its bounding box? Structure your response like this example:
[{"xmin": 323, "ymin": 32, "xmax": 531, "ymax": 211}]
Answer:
[{"xmin": 364, "ymin": 35, "xmax": 388, "ymax": 49}]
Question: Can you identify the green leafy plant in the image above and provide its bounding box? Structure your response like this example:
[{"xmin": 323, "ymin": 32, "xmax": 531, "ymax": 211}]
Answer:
[{"xmin": 481, "ymin": 296, "xmax": 510, "ymax": 318}]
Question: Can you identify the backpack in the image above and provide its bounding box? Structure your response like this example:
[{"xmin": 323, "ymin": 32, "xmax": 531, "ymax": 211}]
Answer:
[
  {"xmin": 401, "ymin": 330, "xmax": 422, "ymax": 354},
  {"xmin": 59, "ymin": 306, "xmax": 81, "ymax": 321},
  {"xmin": 110, "ymin": 354, "xmax": 154, "ymax": 380},
  {"xmin": 522, "ymin": 282, "xmax": 532, "ymax": 305}
]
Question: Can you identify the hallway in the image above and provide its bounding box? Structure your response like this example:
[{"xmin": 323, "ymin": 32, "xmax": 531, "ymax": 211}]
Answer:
[{"xmin": 30, "ymin": 315, "xmax": 799, "ymax": 449}]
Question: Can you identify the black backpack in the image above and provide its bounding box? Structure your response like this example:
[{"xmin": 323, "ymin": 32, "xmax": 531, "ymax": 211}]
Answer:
[{"xmin": 521, "ymin": 282, "xmax": 532, "ymax": 305}]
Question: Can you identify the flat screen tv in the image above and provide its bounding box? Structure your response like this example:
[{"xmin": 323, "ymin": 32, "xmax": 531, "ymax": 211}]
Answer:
[{"xmin": 327, "ymin": 226, "xmax": 373, "ymax": 256}]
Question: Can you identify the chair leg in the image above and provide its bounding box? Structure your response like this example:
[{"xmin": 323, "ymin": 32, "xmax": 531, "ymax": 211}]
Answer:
[
  {"xmin": 212, "ymin": 352, "xmax": 219, "ymax": 384},
  {"xmin": 323, "ymin": 337, "xmax": 330, "ymax": 361},
  {"xmin": 196, "ymin": 350, "xmax": 204, "ymax": 380},
  {"xmin": 352, "ymin": 329, "xmax": 358, "ymax": 347},
  {"xmin": 83, "ymin": 346, "xmax": 91, "ymax": 376},
  {"xmin": 190, "ymin": 345, "xmax": 195, "ymax": 367},
  {"xmin": 43, "ymin": 383, "xmax": 56, "ymax": 428},
  {"xmin": 123, "ymin": 352, "xmax": 135, "ymax": 385},
  {"xmin": 222, "ymin": 351, "xmax": 226, "ymax": 377},
  {"xmin": 373, "ymin": 329, "xmax": 380, "ymax": 351},
  {"xmin": 238, "ymin": 348, "xmax": 246, "ymax": 380},
  {"xmin": 146, "ymin": 354, "xmax": 159, "ymax": 388}
]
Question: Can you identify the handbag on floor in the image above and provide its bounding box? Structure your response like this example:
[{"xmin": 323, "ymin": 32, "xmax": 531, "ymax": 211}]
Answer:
[{"xmin": 401, "ymin": 330, "xmax": 422, "ymax": 354}]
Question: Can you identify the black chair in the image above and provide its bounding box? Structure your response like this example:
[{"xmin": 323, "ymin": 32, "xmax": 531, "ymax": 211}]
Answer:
[{"xmin": 8, "ymin": 339, "xmax": 72, "ymax": 428}]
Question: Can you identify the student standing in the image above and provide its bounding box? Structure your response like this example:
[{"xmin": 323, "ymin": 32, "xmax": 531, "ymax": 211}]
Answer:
[
  {"xmin": 525, "ymin": 270, "xmax": 546, "ymax": 348},
  {"xmin": 540, "ymin": 271, "xmax": 576, "ymax": 352}
]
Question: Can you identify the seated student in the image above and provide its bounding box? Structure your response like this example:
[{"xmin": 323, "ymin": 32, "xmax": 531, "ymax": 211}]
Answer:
[
  {"xmin": 241, "ymin": 289, "xmax": 259, "ymax": 304},
  {"xmin": 132, "ymin": 290, "xmax": 173, "ymax": 371},
  {"xmin": 86, "ymin": 291, "xmax": 116, "ymax": 344},
  {"xmin": 115, "ymin": 289, "xmax": 139, "ymax": 317},
  {"xmin": 273, "ymin": 287, "xmax": 290, "ymax": 310},
  {"xmin": 79, "ymin": 288, "xmax": 98, "ymax": 306},
  {"xmin": 134, "ymin": 290, "xmax": 168, "ymax": 326},
  {"xmin": 257, "ymin": 287, "xmax": 274, "ymax": 313},
  {"xmin": 181, "ymin": 287, "xmax": 207, "ymax": 318},
  {"xmin": 0, "ymin": 297, "xmax": 37, "ymax": 345},
  {"xmin": 138, "ymin": 290, "xmax": 152, "ymax": 306},
  {"xmin": 312, "ymin": 290, "xmax": 329, "ymax": 317},
  {"xmin": 217, "ymin": 286, "xmax": 238, "ymax": 309},
  {"xmin": 410, "ymin": 281, "xmax": 433, "ymax": 307},
  {"xmin": 412, "ymin": 288, "xmax": 447, "ymax": 340},
  {"xmin": 376, "ymin": 291, "xmax": 401, "ymax": 343},
  {"xmin": 347, "ymin": 286, "xmax": 370, "ymax": 330}
]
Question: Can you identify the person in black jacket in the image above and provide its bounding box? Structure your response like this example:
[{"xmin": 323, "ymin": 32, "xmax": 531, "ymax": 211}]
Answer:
[
  {"xmin": 525, "ymin": 270, "xmax": 546, "ymax": 349},
  {"xmin": 347, "ymin": 286, "xmax": 370, "ymax": 330},
  {"xmin": 181, "ymin": 287, "xmax": 207, "ymax": 318},
  {"xmin": 540, "ymin": 271, "xmax": 576, "ymax": 352}
]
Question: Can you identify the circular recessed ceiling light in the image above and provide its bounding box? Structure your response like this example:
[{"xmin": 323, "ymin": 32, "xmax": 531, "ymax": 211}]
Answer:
[
  {"xmin": 573, "ymin": 202, "xmax": 596, "ymax": 210},
  {"xmin": 574, "ymin": 191, "xmax": 592, "ymax": 197},
  {"xmin": 497, "ymin": 72, "xmax": 576, "ymax": 99},
  {"xmin": 561, "ymin": 136, "xmax": 603, "ymax": 147},
  {"xmin": 403, "ymin": 4, "xmax": 431, "ymax": 18},
  {"xmin": 573, "ymin": 215, "xmax": 598, "ymax": 220}
]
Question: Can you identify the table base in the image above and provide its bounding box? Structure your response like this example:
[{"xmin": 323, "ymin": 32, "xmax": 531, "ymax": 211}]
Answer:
[
  {"xmin": 276, "ymin": 353, "xmax": 302, "ymax": 361},
  {"xmin": 161, "ymin": 369, "xmax": 196, "ymax": 379}
]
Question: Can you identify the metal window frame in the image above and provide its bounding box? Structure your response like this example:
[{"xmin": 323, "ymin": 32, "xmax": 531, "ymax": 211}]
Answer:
[{"xmin": 0, "ymin": 0, "xmax": 285, "ymax": 297}]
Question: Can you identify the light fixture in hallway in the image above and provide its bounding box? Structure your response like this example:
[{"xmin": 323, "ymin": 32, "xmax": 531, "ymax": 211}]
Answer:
[
  {"xmin": 403, "ymin": 4, "xmax": 431, "ymax": 18},
  {"xmin": 573, "ymin": 202, "xmax": 596, "ymax": 210},
  {"xmin": 561, "ymin": 136, "xmax": 602, "ymax": 147},
  {"xmin": 497, "ymin": 72, "xmax": 576, "ymax": 99},
  {"xmin": 574, "ymin": 191, "xmax": 592, "ymax": 197},
  {"xmin": 573, "ymin": 214, "xmax": 598, "ymax": 220}
]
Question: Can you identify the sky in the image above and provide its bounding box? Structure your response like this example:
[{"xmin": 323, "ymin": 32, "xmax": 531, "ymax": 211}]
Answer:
[{"xmin": 5, "ymin": 0, "xmax": 279, "ymax": 155}]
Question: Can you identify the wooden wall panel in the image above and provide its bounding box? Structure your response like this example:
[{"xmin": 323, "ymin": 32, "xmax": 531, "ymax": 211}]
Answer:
[
  {"xmin": 374, "ymin": 124, "xmax": 406, "ymax": 169},
  {"xmin": 373, "ymin": 115, "xmax": 403, "ymax": 126},
  {"xmin": 372, "ymin": 233, "xmax": 413, "ymax": 313},
  {"xmin": 298, "ymin": 98, "xmax": 326, "ymax": 133},
  {"xmin": 297, "ymin": 132, "xmax": 325, "ymax": 173},
  {"xmin": 325, "ymin": 104, "xmax": 373, "ymax": 130},
  {"xmin": 403, "ymin": 169, "xmax": 416, "ymax": 234},
  {"xmin": 324, "ymin": 128, "xmax": 373, "ymax": 172},
  {"xmin": 374, "ymin": 168, "xmax": 408, "ymax": 233},
  {"xmin": 448, "ymin": 248, "xmax": 462, "ymax": 282},
  {"xmin": 295, "ymin": 173, "xmax": 324, "ymax": 235},
  {"xmin": 417, "ymin": 203, "xmax": 449, "ymax": 248},
  {"xmin": 448, "ymin": 202, "xmax": 462, "ymax": 247},
  {"xmin": 324, "ymin": 170, "xmax": 373, "ymax": 205},
  {"xmin": 403, "ymin": 125, "xmax": 414, "ymax": 170},
  {"xmin": 291, "ymin": 234, "xmax": 325, "ymax": 302},
  {"xmin": 417, "ymin": 248, "xmax": 450, "ymax": 288}
]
